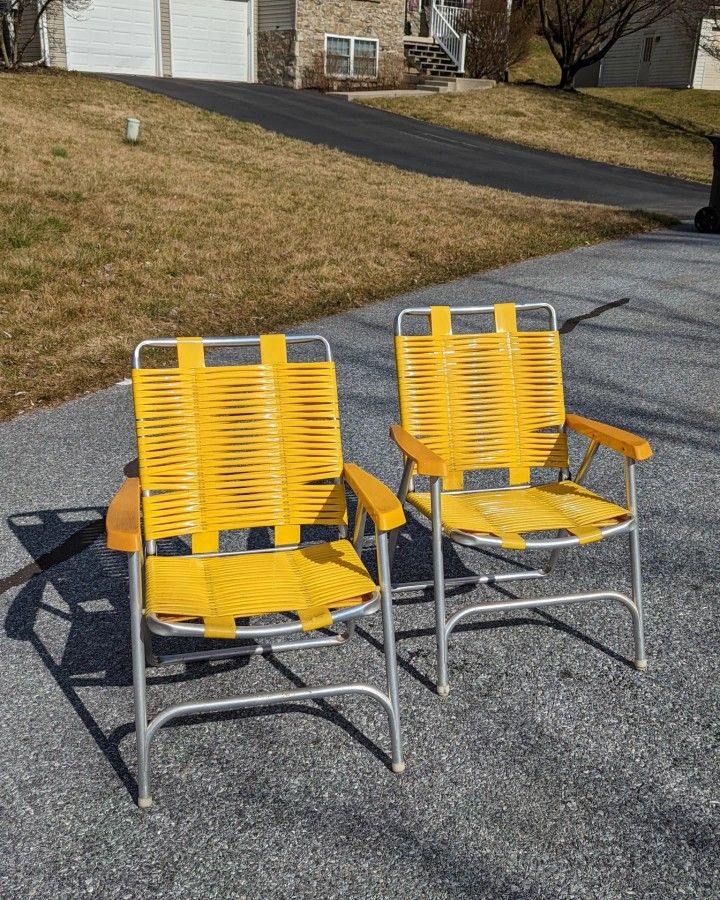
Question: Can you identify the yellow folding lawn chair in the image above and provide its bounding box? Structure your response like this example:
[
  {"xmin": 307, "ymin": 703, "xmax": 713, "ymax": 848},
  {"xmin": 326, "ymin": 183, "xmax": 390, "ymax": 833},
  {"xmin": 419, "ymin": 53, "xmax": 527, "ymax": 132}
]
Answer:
[
  {"xmin": 106, "ymin": 333, "xmax": 406, "ymax": 807},
  {"xmin": 390, "ymin": 302, "xmax": 652, "ymax": 696}
]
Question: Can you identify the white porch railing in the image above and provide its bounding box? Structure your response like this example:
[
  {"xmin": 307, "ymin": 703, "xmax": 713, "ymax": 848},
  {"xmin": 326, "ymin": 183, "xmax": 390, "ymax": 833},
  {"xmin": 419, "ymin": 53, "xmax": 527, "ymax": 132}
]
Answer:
[{"xmin": 430, "ymin": 0, "xmax": 467, "ymax": 74}]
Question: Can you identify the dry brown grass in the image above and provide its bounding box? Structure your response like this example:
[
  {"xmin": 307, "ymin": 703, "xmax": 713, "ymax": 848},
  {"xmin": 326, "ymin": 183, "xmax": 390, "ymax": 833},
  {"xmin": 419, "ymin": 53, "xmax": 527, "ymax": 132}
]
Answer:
[
  {"xmin": 512, "ymin": 37, "xmax": 720, "ymax": 137},
  {"xmin": 583, "ymin": 86, "xmax": 720, "ymax": 136},
  {"xmin": 362, "ymin": 84, "xmax": 713, "ymax": 184},
  {"xmin": 0, "ymin": 71, "xmax": 666, "ymax": 420},
  {"xmin": 510, "ymin": 35, "xmax": 561, "ymax": 86}
]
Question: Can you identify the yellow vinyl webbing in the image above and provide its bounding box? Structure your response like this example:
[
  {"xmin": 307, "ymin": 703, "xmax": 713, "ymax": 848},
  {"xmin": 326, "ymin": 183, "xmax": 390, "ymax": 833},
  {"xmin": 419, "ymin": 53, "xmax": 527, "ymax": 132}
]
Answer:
[
  {"xmin": 132, "ymin": 337, "xmax": 347, "ymax": 542},
  {"xmin": 260, "ymin": 335, "xmax": 302, "ymax": 548},
  {"xmin": 177, "ymin": 338, "xmax": 220, "ymax": 556},
  {"xmin": 428, "ymin": 306, "xmax": 463, "ymax": 489},
  {"xmin": 407, "ymin": 481, "xmax": 628, "ymax": 550},
  {"xmin": 493, "ymin": 302, "xmax": 518, "ymax": 333},
  {"xmin": 493, "ymin": 304, "xmax": 529, "ymax": 485},
  {"xmin": 132, "ymin": 333, "xmax": 365, "ymax": 636},
  {"xmin": 144, "ymin": 540, "xmax": 376, "ymax": 635},
  {"xmin": 395, "ymin": 304, "xmax": 569, "ymax": 487}
]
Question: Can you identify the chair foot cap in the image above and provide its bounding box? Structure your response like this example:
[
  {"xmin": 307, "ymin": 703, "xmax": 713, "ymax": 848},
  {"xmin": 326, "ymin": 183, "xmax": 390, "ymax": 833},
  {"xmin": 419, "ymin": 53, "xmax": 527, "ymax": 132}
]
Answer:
[
  {"xmin": 634, "ymin": 659, "xmax": 648, "ymax": 672},
  {"xmin": 138, "ymin": 796, "xmax": 153, "ymax": 809},
  {"xmin": 437, "ymin": 684, "xmax": 450, "ymax": 697},
  {"xmin": 392, "ymin": 761, "xmax": 406, "ymax": 774}
]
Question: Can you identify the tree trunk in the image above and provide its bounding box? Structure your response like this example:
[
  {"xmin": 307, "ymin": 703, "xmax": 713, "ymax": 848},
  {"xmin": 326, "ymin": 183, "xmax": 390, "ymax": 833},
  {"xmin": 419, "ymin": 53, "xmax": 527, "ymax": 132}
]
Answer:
[
  {"xmin": 0, "ymin": 17, "xmax": 12, "ymax": 69},
  {"xmin": 558, "ymin": 62, "xmax": 575, "ymax": 90}
]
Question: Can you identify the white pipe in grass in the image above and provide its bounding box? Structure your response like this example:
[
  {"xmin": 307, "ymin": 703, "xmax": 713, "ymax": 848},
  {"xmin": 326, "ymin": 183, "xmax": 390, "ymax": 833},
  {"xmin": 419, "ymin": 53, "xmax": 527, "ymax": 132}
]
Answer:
[{"xmin": 125, "ymin": 118, "xmax": 140, "ymax": 143}]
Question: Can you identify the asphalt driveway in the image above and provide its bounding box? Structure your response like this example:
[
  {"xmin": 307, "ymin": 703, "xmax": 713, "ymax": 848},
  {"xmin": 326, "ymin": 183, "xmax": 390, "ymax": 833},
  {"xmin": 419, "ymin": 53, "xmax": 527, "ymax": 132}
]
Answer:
[
  {"xmin": 114, "ymin": 77, "xmax": 707, "ymax": 219},
  {"xmin": 1, "ymin": 225, "xmax": 718, "ymax": 898}
]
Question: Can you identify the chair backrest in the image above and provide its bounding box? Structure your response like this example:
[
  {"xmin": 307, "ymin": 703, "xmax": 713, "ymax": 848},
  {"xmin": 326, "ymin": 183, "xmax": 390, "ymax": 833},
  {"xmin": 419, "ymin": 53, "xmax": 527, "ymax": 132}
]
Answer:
[
  {"xmin": 395, "ymin": 303, "xmax": 569, "ymax": 489},
  {"xmin": 131, "ymin": 334, "xmax": 346, "ymax": 552}
]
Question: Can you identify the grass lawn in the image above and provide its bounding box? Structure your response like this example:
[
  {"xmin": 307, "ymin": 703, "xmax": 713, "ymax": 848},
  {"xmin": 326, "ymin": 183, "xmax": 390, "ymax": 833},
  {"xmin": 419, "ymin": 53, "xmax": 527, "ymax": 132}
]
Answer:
[
  {"xmin": 583, "ymin": 86, "xmax": 720, "ymax": 135},
  {"xmin": 510, "ymin": 35, "xmax": 561, "ymax": 86},
  {"xmin": 515, "ymin": 35, "xmax": 720, "ymax": 134},
  {"xmin": 363, "ymin": 37, "xmax": 718, "ymax": 184},
  {"xmin": 0, "ymin": 71, "xmax": 666, "ymax": 420}
]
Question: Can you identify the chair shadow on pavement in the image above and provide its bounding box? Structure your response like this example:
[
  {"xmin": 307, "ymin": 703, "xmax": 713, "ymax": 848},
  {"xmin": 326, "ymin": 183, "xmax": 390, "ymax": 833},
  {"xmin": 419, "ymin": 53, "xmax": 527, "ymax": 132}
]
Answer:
[
  {"xmin": 383, "ymin": 509, "xmax": 639, "ymax": 693},
  {"xmin": 2, "ymin": 506, "xmax": 409, "ymax": 800},
  {"xmin": 3, "ymin": 502, "xmax": 636, "ymax": 801}
]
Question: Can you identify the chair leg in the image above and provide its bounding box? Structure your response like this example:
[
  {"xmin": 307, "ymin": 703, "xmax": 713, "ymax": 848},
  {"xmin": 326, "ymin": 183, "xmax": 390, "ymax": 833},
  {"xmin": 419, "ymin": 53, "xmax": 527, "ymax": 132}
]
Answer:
[
  {"xmin": 430, "ymin": 477, "xmax": 449, "ymax": 696},
  {"xmin": 388, "ymin": 458, "xmax": 414, "ymax": 567},
  {"xmin": 141, "ymin": 619, "xmax": 160, "ymax": 666},
  {"xmin": 625, "ymin": 460, "xmax": 647, "ymax": 672},
  {"xmin": 376, "ymin": 531, "xmax": 405, "ymax": 773},
  {"xmin": 628, "ymin": 524, "xmax": 647, "ymax": 671},
  {"xmin": 128, "ymin": 551, "xmax": 152, "ymax": 807}
]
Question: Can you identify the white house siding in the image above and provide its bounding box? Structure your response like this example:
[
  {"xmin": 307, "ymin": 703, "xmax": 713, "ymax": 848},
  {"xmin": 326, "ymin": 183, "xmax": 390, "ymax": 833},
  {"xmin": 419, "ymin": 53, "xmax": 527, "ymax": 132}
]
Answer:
[
  {"xmin": 258, "ymin": 0, "xmax": 295, "ymax": 31},
  {"xmin": 16, "ymin": 4, "xmax": 43, "ymax": 63},
  {"xmin": 598, "ymin": 15, "xmax": 697, "ymax": 88},
  {"xmin": 598, "ymin": 33, "xmax": 643, "ymax": 86},
  {"xmin": 693, "ymin": 17, "xmax": 720, "ymax": 89}
]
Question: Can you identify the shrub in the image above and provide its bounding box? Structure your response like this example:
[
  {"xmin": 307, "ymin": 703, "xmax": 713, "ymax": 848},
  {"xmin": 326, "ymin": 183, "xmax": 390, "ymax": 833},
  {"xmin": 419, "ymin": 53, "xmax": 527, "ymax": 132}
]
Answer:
[
  {"xmin": 460, "ymin": 0, "xmax": 536, "ymax": 81},
  {"xmin": 302, "ymin": 50, "xmax": 409, "ymax": 92}
]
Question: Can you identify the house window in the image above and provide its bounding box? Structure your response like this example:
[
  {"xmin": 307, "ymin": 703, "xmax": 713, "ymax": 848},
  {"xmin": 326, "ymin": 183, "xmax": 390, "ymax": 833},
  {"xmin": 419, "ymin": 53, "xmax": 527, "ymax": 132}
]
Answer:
[
  {"xmin": 642, "ymin": 36, "xmax": 654, "ymax": 63},
  {"xmin": 325, "ymin": 35, "xmax": 379, "ymax": 77}
]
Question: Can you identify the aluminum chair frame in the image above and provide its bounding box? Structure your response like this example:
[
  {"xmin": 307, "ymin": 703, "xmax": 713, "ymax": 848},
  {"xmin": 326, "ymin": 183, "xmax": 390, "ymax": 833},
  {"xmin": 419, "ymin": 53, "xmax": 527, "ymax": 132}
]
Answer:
[
  {"xmin": 390, "ymin": 303, "xmax": 650, "ymax": 696},
  {"xmin": 107, "ymin": 335, "xmax": 405, "ymax": 808}
]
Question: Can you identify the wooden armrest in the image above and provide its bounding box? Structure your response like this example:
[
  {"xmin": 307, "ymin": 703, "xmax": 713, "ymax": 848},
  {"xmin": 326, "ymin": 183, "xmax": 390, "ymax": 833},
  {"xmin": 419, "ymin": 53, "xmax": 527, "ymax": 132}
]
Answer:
[
  {"xmin": 566, "ymin": 414, "xmax": 652, "ymax": 461},
  {"xmin": 106, "ymin": 478, "xmax": 142, "ymax": 552},
  {"xmin": 343, "ymin": 464, "xmax": 405, "ymax": 533},
  {"xmin": 389, "ymin": 425, "xmax": 447, "ymax": 477}
]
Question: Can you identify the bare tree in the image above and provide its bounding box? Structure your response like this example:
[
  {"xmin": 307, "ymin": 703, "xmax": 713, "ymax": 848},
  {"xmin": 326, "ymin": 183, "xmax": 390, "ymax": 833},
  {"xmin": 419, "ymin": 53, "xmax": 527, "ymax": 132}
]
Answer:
[
  {"xmin": 460, "ymin": 0, "xmax": 537, "ymax": 81},
  {"xmin": 0, "ymin": 0, "xmax": 89, "ymax": 70},
  {"xmin": 537, "ymin": 0, "xmax": 680, "ymax": 89},
  {"xmin": 676, "ymin": 2, "xmax": 720, "ymax": 64}
]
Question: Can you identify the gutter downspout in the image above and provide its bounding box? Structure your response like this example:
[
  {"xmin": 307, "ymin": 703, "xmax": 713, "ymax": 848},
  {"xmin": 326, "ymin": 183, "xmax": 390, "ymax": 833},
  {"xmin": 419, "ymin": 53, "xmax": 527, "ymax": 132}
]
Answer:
[
  {"xmin": 152, "ymin": 0, "xmax": 162, "ymax": 74},
  {"xmin": 248, "ymin": 0, "xmax": 256, "ymax": 82}
]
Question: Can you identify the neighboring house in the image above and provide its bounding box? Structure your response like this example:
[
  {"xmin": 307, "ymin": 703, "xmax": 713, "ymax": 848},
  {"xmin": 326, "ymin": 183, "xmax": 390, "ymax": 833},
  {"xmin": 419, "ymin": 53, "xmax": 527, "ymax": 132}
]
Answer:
[
  {"xmin": 18, "ymin": 0, "xmax": 468, "ymax": 89},
  {"xmin": 575, "ymin": 10, "xmax": 720, "ymax": 90},
  {"xmin": 13, "ymin": 5, "xmax": 43, "ymax": 61}
]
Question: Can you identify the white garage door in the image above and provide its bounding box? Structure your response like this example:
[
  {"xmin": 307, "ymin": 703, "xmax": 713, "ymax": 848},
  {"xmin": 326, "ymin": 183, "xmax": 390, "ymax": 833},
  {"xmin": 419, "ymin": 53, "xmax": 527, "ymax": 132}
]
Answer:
[
  {"xmin": 63, "ymin": 0, "xmax": 159, "ymax": 76},
  {"xmin": 170, "ymin": 0, "xmax": 250, "ymax": 82}
]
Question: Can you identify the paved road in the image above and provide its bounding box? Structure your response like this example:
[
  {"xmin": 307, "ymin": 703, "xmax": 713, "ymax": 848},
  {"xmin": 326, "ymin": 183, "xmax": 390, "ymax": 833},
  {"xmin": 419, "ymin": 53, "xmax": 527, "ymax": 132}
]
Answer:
[
  {"xmin": 114, "ymin": 77, "xmax": 708, "ymax": 219},
  {"xmin": 1, "ymin": 226, "xmax": 718, "ymax": 898}
]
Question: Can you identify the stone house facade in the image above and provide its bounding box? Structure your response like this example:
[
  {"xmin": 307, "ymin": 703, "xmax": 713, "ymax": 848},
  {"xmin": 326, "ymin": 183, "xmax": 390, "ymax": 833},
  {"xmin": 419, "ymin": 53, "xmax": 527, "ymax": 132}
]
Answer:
[
  {"xmin": 14, "ymin": 0, "xmax": 432, "ymax": 90},
  {"xmin": 258, "ymin": 0, "xmax": 407, "ymax": 89}
]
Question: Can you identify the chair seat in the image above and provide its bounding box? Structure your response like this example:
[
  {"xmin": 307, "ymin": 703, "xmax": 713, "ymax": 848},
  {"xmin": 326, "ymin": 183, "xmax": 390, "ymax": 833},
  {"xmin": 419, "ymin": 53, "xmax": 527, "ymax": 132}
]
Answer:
[
  {"xmin": 408, "ymin": 481, "xmax": 629, "ymax": 550},
  {"xmin": 144, "ymin": 540, "xmax": 377, "ymax": 638}
]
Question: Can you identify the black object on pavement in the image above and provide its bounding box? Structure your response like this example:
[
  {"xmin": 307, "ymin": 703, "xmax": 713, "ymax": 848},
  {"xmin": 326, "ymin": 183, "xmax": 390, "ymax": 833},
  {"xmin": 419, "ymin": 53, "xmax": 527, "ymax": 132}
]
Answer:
[{"xmin": 695, "ymin": 134, "xmax": 720, "ymax": 233}]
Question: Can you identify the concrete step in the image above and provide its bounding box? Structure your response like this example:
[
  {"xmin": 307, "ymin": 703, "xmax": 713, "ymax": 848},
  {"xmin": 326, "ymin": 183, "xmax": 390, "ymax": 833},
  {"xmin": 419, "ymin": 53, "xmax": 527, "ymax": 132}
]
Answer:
[
  {"xmin": 338, "ymin": 88, "xmax": 437, "ymax": 101},
  {"xmin": 421, "ymin": 75, "xmax": 458, "ymax": 84},
  {"xmin": 418, "ymin": 76, "xmax": 497, "ymax": 94}
]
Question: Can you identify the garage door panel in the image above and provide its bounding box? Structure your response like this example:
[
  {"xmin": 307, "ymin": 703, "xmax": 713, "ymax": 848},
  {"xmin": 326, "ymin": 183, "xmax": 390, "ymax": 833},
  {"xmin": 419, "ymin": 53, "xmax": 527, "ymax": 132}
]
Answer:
[
  {"xmin": 64, "ymin": 0, "xmax": 158, "ymax": 75},
  {"xmin": 170, "ymin": 0, "xmax": 249, "ymax": 82}
]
